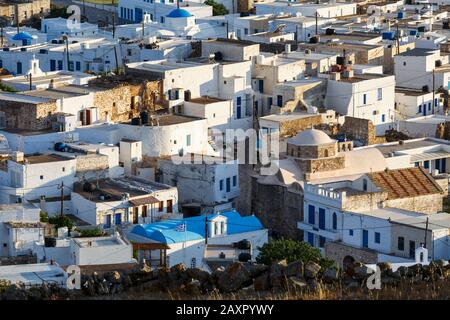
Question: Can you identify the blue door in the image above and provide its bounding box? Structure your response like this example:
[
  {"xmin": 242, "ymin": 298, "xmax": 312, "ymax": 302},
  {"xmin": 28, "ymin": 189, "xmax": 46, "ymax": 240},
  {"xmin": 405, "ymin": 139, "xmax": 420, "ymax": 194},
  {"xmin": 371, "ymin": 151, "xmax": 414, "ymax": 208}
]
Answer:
[
  {"xmin": 17, "ymin": 62, "xmax": 22, "ymax": 74},
  {"xmin": 226, "ymin": 177, "xmax": 231, "ymax": 192},
  {"xmin": 424, "ymin": 160, "xmax": 430, "ymax": 170},
  {"xmin": 105, "ymin": 214, "xmax": 111, "ymax": 228},
  {"xmin": 115, "ymin": 213, "xmax": 121, "ymax": 225},
  {"xmin": 319, "ymin": 208, "xmax": 326, "ymax": 230},
  {"xmin": 423, "ymin": 104, "xmax": 426, "ymax": 116},
  {"xmin": 50, "ymin": 59, "xmax": 56, "ymax": 71},
  {"xmin": 308, "ymin": 205, "xmax": 315, "ymax": 224},
  {"xmin": 258, "ymin": 79, "xmax": 264, "ymax": 93},
  {"xmin": 58, "ymin": 60, "xmax": 63, "ymax": 70},
  {"xmin": 236, "ymin": 106, "xmax": 241, "ymax": 119},
  {"xmin": 442, "ymin": 158, "xmax": 446, "ymax": 173},
  {"xmin": 307, "ymin": 232, "xmax": 314, "ymax": 246},
  {"xmin": 362, "ymin": 229, "xmax": 369, "ymax": 248},
  {"xmin": 135, "ymin": 7, "xmax": 143, "ymax": 23}
]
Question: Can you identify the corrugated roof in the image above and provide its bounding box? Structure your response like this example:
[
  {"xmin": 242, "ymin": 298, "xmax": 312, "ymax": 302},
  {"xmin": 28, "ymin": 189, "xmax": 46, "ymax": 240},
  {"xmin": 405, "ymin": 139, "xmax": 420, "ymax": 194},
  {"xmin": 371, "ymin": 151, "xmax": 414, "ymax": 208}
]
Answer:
[{"xmin": 368, "ymin": 167, "xmax": 443, "ymax": 200}]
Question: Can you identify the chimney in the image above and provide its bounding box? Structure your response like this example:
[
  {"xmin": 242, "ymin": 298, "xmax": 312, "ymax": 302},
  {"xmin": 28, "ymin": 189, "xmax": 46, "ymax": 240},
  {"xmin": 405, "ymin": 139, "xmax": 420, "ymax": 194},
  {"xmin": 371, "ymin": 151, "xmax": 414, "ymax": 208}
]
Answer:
[
  {"xmin": 12, "ymin": 151, "xmax": 24, "ymax": 162},
  {"xmin": 285, "ymin": 44, "xmax": 291, "ymax": 54}
]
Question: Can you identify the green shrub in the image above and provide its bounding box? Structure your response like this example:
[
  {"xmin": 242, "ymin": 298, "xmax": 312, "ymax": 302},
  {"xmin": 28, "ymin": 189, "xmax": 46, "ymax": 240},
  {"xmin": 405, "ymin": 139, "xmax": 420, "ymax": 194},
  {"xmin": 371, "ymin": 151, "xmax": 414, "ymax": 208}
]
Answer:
[
  {"xmin": 39, "ymin": 211, "xmax": 49, "ymax": 223},
  {"xmin": 256, "ymin": 238, "xmax": 334, "ymax": 269},
  {"xmin": 48, "ymin": 215, "xmax": 74, "ymax": 231},
  {"xmin": 204, "ymin": 0, "xmax": 229, "ymax": 16},
  {"xmin": 79, "ymin": 228, "xmax": 103, "ymax": 237}
]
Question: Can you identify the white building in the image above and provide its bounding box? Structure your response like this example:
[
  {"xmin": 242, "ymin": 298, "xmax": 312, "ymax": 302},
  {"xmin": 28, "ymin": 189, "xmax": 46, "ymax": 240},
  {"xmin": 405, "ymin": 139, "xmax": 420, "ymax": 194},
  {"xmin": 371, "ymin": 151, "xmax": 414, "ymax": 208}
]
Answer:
[
  {"xmin": 255, "ymin": 2, "xmax": 357, "ymax": 19},
  {"xmin": 0, "ymin": 203, "xmax": 45, "ymax": 257},
  {"xmin": 324, "ymin": 71, "xmax": 396, "ymax": 135},
  {"xmin": 71, "ymin": 177, "xmax": 180, "ymax": 228},
  {"xmin": 0, "ymin": 152, "xmax": 77, "ymax": 204},
  {"xmin": 271, "ymin": 15, "xmax": 333, "ymax": 42},
  {"xmin": 395, "ymin": 87, "xmax": 444, "ymax": 119},
  {"xmin": 41, "ymin": 17, "xmax": 100, "ymax": 41},
  {"xmin": 128, "ymin": 210, "xmax": 268, "ymax": 272},
  {"xmin": 118, "ymin": 0, "xmax": 212, "ymax": 23},
  {"xmin": 394, "ymin": 48, "xmax": 450, "ymax": 91},
  {"xmin": 157, "ymin": 154, "xmax": 239, "ymax": 214},
  {"xmin": 33, "ymin": 233, "xmax": 134, "ymax": 266}
]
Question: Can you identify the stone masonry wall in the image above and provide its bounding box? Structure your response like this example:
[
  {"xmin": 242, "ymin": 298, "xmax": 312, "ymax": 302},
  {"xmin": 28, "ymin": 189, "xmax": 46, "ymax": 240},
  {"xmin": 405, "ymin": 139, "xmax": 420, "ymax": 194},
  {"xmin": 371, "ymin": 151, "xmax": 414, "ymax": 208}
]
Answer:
[
  {"xmin": 385, "ymin": 193, "xmax": 444, "ymax": 214},
  {"xmin": 325, "ymin": 241, "xmax": 378, "ymax": 268},
  {"xmin": 279, "ymin": 115, "xmax": 322, "ymax": 138},
  {"xmin": 251, "ymin": 176, "xmax": 303, "ymax": 240},
  {"xmin": 0, "ymin": 100, "xmax": 57, "ymax": 130},
  {"xmin": 340, "ymin": 116, "xmax": 386, "ymax": 146},
  {"xmin": 296, "ymin": 154, "xmax": 345, "ymax": 174}
]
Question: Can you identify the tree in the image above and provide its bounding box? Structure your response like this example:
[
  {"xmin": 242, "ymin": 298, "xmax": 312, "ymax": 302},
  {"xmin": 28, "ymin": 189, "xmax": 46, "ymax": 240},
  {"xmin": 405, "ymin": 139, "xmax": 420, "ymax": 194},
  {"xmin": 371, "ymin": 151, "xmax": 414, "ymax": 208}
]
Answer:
[
  {"xmin": 204, "ymin": 0, "xmax": 229, "ymax": 16},
  {"xmin": 256, "ymin": 238, "xmax": 333, "ymax": 269},
  {"xmin": 48, "ymin": 215, "xmax": 74, "ymax": 232}
]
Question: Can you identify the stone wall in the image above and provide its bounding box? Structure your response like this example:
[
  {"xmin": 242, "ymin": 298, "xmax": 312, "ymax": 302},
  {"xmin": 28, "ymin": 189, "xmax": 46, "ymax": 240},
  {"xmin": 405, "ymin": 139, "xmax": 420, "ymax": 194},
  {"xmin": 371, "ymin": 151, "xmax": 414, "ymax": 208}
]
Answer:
[
  {"xmin": 0, "ymin": 100, "xmax": 57, "ymax": 130},
  {"xmin": 76, "ymin": 154, "xmax": 110, "ymax": 180},
  {"xmin": 296, "ymin": 154, "xmax": 345, "ymax": 175},
  {"xmin": 91, "ymin": 80, "xmax": 162, "ymax": 123},
  {"xmin": 325, "ymin": 241, "xmax": 378, "ymax": 267},
  {"xmin": 251, "ymin": 176, "xmax": 303, "ymax": 240},
  {"xmin": 385, "ymin": 194, "xmax": 444, "ymax": 215},
  {"xmin": 342, "ymin": 192, "xmax": 388, "ymax": 212},
  {"xmin": 279, "ymin": 114, "xmax": 322, "ymax": 138},
  {"xmin": 340, "ymin": 116, "xmax": 386, "ymax": 146},
  {"xmin": 0, "ymin": 0, "xmax": 50, "ymax": 23}
]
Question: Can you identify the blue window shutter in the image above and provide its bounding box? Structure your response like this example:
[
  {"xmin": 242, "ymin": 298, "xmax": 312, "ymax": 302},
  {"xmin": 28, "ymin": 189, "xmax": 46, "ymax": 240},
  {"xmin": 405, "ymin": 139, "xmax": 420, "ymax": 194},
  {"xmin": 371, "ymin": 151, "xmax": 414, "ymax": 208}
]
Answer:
[{"xmin": 308, "ymin": 205, "xmax": 315, "ymax": 224}]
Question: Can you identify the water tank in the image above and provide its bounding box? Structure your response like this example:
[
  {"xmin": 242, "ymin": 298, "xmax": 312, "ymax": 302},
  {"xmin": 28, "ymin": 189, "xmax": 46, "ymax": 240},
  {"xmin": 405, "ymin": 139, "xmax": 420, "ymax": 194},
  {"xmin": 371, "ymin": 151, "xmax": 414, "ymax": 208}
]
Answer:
[
  {"xmin": 54, "ymin": 142, "xmax": 66, "ymax": 152},
  {"xmin": 325, "ymin": 28, "xmax": 335, "ymax": 35},
  {"xmin": 83, "ymin": 181, "xmax": 97, "ymax": 192},
  {"xmin": 238, "ymin": 252, "xmax": 252, "ymax": 262},
  {"xmin": 131, "ymin": 117, "xmax": 142, "ymax": 126},
  {"xmin": 44, "ymin": 237, "xmax": 56, "ymax": 248},
  {"xmin": 382, "ymin": 31, "xmax": 395, "ymax": 40},
  {"xmin": 309, "ymin": 36, "xmax": 319, "ymax": 44},
  {"xmin": 214, "ymin": 51, "xmax": 223, "ymax": 61},
  {"xmin": 236, "ymin": 239, "xmax": 251, "ymax": 250},
  {"xmin": 140, "ymin": 111, "xmax": 149, "ymax": 124}
]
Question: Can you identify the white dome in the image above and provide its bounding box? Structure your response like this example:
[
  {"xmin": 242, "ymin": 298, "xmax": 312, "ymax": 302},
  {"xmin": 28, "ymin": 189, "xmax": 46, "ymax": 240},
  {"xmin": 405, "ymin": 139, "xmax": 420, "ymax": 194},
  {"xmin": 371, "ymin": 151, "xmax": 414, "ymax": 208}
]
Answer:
[{"xmin": 288, "ymin": 129, "xmax": 334, "ymax": 146}]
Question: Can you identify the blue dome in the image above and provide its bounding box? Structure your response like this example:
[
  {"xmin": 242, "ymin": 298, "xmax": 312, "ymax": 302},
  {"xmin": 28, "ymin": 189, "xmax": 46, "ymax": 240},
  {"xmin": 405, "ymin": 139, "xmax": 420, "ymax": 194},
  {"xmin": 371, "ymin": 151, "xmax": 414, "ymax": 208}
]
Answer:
[
  {"xmin": 12, "ymin": 32, "xmax": 33, "ymax": 41},
  {"xmin": 166, "ymin": 8, "xmax": 193, "ymax": 18}
]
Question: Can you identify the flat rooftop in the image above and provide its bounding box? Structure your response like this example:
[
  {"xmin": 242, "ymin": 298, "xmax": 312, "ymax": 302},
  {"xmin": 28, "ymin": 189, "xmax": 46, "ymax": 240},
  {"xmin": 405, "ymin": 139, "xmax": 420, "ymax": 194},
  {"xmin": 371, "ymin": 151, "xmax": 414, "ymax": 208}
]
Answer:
[
  {"xmin": 123, "ymin": 114, "xmax": 202, "ymax": 126},
  {"xmin": 396, "ymin": 87, "xmax": 430, "ymax": 96},
  {"xmin": 74, "ymin": 177, "xmax": 172, "ymax": 203},
  {"xmin": 261, "ymin": 112, "xmax": 320, "ymax": 123},
  {"xmin": 0, "ymin": 263, "xmax": 66, "ymax": 286},
  {"xmin": 22, "ymin": 153, "xmax": 73, "ymax": 164},
  {"xmin": 23, "ymin": 85, "xmax": 93, "ymax": 99},
  {"xmin": 392, "ymin": 212, "xmax": 450, "ymax": 230},
  {"xmin": 188, "ymin": 96, "xmax": 227, "ymax": 104},
  {"xmin": 337, "ymin": 73, "xmax": 390, "ymax": 83},
  {"xmin": 73, "ymin": 236, "xmax": 123, "ymax": 248},
  {"xmin": 373, "ymin": 139, "xmax": 440, "ymax": 157},
  {"xmin": 0, "ymin": 92, "xmax": 51, "ymax": 104},
  {"xmin": 397, "ymin": 48, "xmax": 438, "ymax": 57}
]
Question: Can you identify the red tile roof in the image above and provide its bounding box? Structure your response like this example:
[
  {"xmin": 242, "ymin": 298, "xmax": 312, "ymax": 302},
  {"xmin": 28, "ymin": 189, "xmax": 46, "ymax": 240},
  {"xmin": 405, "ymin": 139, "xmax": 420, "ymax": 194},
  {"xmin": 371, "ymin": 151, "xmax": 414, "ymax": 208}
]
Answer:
[{"xmin": 368, "ymin": 167, "xmax": 443, "ymax": 199}]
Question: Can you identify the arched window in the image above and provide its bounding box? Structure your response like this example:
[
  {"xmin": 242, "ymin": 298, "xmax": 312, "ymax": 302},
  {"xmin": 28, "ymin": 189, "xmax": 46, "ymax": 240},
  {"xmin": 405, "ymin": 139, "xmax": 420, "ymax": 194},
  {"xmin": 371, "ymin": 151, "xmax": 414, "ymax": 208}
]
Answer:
[{"xmin": 332, "ymin": 212, "xmax": 337, "ymax": 230}]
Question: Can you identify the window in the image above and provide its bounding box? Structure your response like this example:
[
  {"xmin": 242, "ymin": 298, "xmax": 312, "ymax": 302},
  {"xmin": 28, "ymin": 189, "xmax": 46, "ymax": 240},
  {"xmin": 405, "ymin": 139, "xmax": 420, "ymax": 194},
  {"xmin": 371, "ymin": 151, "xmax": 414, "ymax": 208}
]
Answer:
[
  {"xmin": 398, "ymin": 236, "xmax": 405, "ymax": 251},
  {"xmin": 186, "ymin": 134, "xmax": 191, "ymax": 147},
  {"xmin": 374, "ymin": 232, "xmax": 381, "ymax": 244},
  {"xmin": 76, "ymin": 61, "xmax": 81, "ymax": 71},
  {"xmin": 418, "ymin": 105, "xmax": 422, "ymax": 113},
  {"xmin": 349, "ymin": 229, "xmax": 354, "ymax": 236},
  {"xmin": 435, "ymin": 98, "xmax": 438, "ymax": 107},
  {"xmin": 332, "ymin": 213, "xmax": 337, "ymax": 230},
  {"xmin": 219, "ymin": 179, "xmax": 224, "ymax": 191},
  {"xmin": 158, "ymin": 201, "xmax": 164, "ymax": 212},
  {"xmin": 40, "ymin": 175, "xmax": 44, "ymax": 180},
  {"xmin": 319, "ymin": 236, "xmax": 326, "ymax": 248},
  {"xmin": 62, "ymin": 167, "xmax": 65, "ymax": 172},
  {"xmin": 232, "ymin": 175, "xmax": 237, "ymax": 187},
  {"xmin": 191, "ymin": 257, "xmax": 196, "ymax": 268},
  {"xmin": 377, "ymin": 88, "xmax": 382, "ymax": 101},
  {"xmin": 277, "ymin": 95, "xmax": 283, "ymax": 107},
  {"xmin": 381, "ymin": 114, "xmax": 385, "ymax": 122},
  {"xmin": 244, "ymin": 28, "xmax": 249, "ymax": 35},
  {"xmin": 362, "ymin": 93, "xmax": 367, "ymax": 105},
  {"xmin": 308, "ymin": 205, "xmax": 315, "ymax": 224},
  {"xmin": 142, "ymin": 205, "xmax": 147, "ymax": 218},
  {"xmin": 214, "ymin": 222, "xmax": 219, "ymax": 235},
  {"xmin": 221, "ymin": 221, "xmax": 225, "ymax": 234},
  {"xmin": 428, "ymin": 102, "xmax": 431, "ymax": 111},
  {"xmin": 362, "ymin": 178, "xmax": 368, "ymax": 191},
  {"xmin": 409, "ymin": 240, "xmax": 415, "ymax": 258},
  {"xmin": 403, "ymin": 61, "xmax": 406, "ymax": 66}
]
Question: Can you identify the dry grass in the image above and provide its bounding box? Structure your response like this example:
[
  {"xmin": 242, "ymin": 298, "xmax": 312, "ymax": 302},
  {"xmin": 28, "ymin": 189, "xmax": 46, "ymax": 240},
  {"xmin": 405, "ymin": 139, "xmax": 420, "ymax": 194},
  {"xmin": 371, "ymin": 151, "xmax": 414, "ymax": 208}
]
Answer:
[{"xmin": 83, "ymin": 279, "xmax": 450, "ymax": 300}]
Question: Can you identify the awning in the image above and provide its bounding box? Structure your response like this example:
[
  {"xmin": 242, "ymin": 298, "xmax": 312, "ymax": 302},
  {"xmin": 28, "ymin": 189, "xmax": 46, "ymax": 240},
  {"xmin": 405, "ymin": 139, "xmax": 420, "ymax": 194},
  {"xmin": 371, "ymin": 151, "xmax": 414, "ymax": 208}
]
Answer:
[
  {"xmin": 410, "ymin": 151, "xmax": 450, "ymax": 163},
  {"xmin": 129, "ymin": 196, "xmax": 159, "ymax": 206}
]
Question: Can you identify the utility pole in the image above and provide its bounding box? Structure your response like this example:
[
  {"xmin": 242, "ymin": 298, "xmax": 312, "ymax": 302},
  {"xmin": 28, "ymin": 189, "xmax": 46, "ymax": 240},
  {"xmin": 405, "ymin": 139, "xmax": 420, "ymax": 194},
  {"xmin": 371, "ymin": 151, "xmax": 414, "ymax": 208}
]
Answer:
[
  {"xmin": 396, "ymin": 22, "xmax": 400, "ymax": 55},
  {"xmin": 315, "ymin": 11, "xmax": 318, "ymax": 36},
  {"xmin": 29, "ymin": 73, "xmax": 32, "ymax": 90},
  {"xmin": 58, "ymin": 182, "xmax": 64, "ymax": 217},
  {"xmin": 112, "ymin": 4, "xmax": 116, "ymax": 39},
  {"xmin": 226, "ymin": 21, "xmax": 229, "ymax": 39},
  {"xmin": 63, "ymin": 35, "xmax": 70, "ymax": 71},
  {"xmin": 15, "ymin": 4, "xmax": 19, "ymax": 34},
  {"xmin": 432, "ymin": 69, "xmax": 435, "ymax": 114},
  {"xmin": 423, "ymin": 217, "xmax": 429, "ymax": 248},
  {"xmin": 295, "ymin": 24, "xmax": 299, "ymax": 45},
  {"xmin": 204, "ymin": 216, "xmax": 208, "ymax": 245}
]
